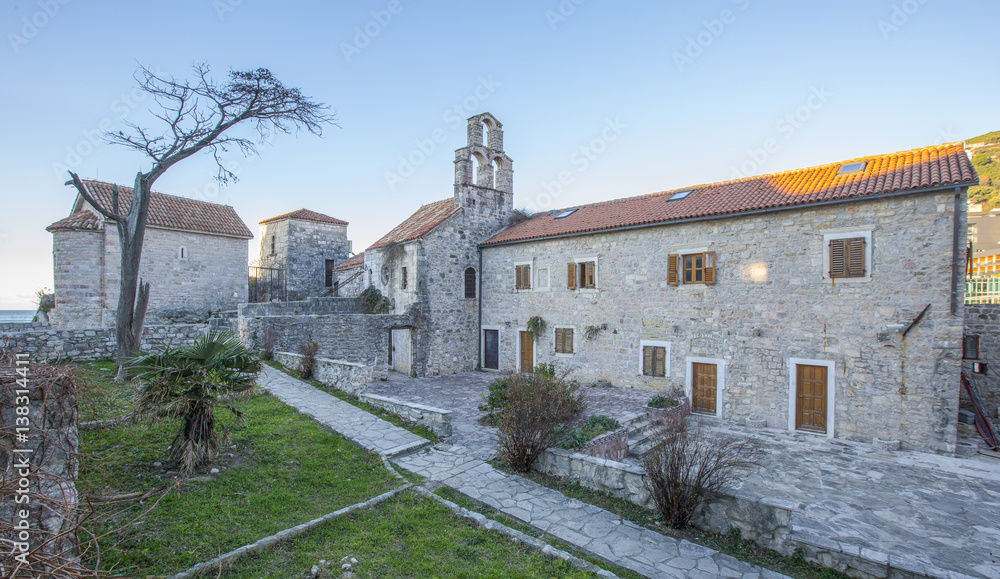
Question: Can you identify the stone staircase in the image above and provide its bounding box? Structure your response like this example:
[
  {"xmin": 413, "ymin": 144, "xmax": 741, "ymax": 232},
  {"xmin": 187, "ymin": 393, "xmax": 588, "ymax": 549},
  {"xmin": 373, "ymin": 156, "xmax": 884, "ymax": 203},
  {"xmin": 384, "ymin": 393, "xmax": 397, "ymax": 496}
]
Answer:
[{"xmin": 621, "ymin": 411, "xmax": 667, "ymax": 459}]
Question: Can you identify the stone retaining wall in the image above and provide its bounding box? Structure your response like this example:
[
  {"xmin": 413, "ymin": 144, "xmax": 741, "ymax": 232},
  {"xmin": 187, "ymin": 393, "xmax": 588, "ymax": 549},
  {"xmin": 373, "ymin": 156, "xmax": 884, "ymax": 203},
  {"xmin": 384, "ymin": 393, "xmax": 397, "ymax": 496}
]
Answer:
[
  {"xmin": 358, "ymin": 393, "xmax": 453, "ymax": 440},
  {"xmin": 0, "ymin": 324, "xmax": 208, "ymax": 361},
  {"xmin": 239, "ymin": 297, "xmax": 362, "ymax": 319},
  {"xmin": 963, "ymin": 304, "xmax": 1000, "ymax": 420},
  {"xmin": 273, "ymin": 351, "xmax": 372, "ymax": 395}
]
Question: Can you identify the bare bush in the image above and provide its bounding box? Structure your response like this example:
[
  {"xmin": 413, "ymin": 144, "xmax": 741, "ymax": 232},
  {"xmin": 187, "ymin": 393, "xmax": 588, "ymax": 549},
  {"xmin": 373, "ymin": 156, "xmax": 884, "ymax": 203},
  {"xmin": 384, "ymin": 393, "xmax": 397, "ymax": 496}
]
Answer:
[
  {"xmin": 496, "ymin": 372, "xmax": 585, "ymax": 472},
  {"xmin": 298, "ymin": 341, "xmax": 320, "ymax": 380},
  {"xmin": 643, "ymin": 408, "xmax": 767, "ymax": 528},
  {"xmin": 260, "ymin": 327, "xmax": 276, "ymax": 361}
]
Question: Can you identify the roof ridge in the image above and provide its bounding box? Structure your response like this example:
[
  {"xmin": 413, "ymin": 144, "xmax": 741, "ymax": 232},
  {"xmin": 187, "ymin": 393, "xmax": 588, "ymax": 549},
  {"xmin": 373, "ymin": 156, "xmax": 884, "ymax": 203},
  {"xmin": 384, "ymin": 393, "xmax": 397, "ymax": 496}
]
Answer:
[{"xmin": 80, "ymin": 178, "xmax": 237, "ymax": 209}]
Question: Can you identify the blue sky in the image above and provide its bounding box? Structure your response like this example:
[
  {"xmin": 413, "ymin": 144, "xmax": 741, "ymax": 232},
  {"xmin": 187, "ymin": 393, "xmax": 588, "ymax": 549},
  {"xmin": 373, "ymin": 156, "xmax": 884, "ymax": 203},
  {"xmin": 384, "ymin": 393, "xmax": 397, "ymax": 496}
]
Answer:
[{"xmin": 1, "ymin": 0, "xmax": 997, "ymax": 308}]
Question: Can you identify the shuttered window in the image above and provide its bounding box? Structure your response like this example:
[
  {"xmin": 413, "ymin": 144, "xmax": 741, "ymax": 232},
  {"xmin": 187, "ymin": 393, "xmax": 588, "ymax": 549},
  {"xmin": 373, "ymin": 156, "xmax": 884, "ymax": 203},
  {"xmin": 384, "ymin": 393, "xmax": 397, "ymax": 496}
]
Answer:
[
  {"xmin": 829, "ymin": 237, "xmax": 866, "ymax": 278},
  {"xmin": 642, "ymin": 346, "xmax": 666, "ymax": 377},
  {"xmin": 579, "ymin": 261, "xmax": 596, "ymax": 289},
  {"xmin": 555, "ymin": 328, "xmax": 574, "ymax": 354},
  {"xmin": 515, "ymin": 264, "xmax": 531, "ymax": 290},
  {"xmin": 669, "ymin": 252, "xmax": 715, "ymax": 285},
  {"xmin": 964, "ymin": 335, "xmax": 980, "ymax": 360},
  {"xmin": 567, "ymin": 263, "xmax": 576, "ymax": 289},
  {"xmin": 464, "ymin": 268, "xmax": 476, "ymax": 299}
]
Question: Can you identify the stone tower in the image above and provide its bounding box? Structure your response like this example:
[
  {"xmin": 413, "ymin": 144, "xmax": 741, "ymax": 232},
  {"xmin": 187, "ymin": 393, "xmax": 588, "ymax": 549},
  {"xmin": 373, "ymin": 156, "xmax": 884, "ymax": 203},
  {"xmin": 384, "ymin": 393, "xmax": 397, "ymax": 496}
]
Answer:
[{"xmin": 454, "ymin": 113, "xmax": 514, "ymax": 224}]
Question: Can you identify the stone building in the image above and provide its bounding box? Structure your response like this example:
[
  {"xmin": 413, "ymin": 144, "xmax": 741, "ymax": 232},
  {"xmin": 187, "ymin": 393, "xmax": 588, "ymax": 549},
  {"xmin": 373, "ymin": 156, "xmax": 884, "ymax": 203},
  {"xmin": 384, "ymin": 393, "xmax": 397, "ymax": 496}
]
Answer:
[
  {"xmin": 332, "ymin": 252, "xmax": 366, "ymax": 297},
  {"xmin": 46, "ymin": 179, "xmax": 253, "ymax": 328},
  {"xmin": 478, "ymin": 144, "xmax": 978, "ymax": 454},
  {"xmin": 256, "ymin": 209, "xmax": 352, "ymax": 301}
]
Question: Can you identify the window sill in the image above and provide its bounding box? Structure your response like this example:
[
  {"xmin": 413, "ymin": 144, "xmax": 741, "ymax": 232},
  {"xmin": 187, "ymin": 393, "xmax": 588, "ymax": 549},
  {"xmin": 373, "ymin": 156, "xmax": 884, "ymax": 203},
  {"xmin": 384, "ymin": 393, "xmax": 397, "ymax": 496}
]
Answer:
[
  {"xmin": 554, "ymin": 353, "xmax": 574, "ymax": 358},
  {"xmin": 823, "ymin": 276, "xmax": 871, "ymax": 284}
]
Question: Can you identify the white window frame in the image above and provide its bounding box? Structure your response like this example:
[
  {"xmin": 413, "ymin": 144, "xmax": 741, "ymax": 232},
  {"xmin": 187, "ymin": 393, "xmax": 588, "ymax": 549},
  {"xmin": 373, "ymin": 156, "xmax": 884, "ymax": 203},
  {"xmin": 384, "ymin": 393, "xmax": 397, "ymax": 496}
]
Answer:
[
  {"xmin": 514, "ymin": 259, "xmax": 533, "ymax": 292},
  {"xmin": 685, "ymin": 357, "xmax": 726, "ymax": 418},
  {"xmin": 638, "ymin": 339, "xmax": 671, "ymax": 378},
  {"xmin": 481, "ymin": 326, "xmax": 503, "ymax": 372},
  {"xmin": 573, "ymin": 255, "xmax": 600, "ymax": 291},
  {"xmin": 822, "ymin": 229, "xmax": 873, "ymax": 282},
  {"xmin": 535, "ymin": 266, "xmax": 551, "ymax": 291},
  {"xmin": 787, "ymin": 357, "xmax": 836, "ymax": 438},
  {"xmin": 553, "ymin": 325, "xmax": 576, "ymax": 357}
]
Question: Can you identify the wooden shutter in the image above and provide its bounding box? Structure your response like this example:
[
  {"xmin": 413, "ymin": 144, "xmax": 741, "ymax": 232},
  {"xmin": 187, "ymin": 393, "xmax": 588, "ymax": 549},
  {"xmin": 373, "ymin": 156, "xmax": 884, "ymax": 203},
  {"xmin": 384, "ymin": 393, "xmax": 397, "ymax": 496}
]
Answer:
[
  {"xmin": 847, "ymin": 238, "xmax": 865, "ymax": 277},
  {"xmin": 703, "ymin": 252, "xmax": 716, "ymax": 285},
  {"xmin": 964, "ymin": 335, "xmax": 980, "ymax": 359},
  {"xmin": 829, "ymin": 239, "xmax": 846, "ymax": 278},
  {"xmin": 642, "ymin": 346, "xmax": 653, "ymax": 375},
  {"xmin": 515, "ymin": 265, "xmax": 521, "ymax": 289},
  {"xmin": 653, "ymin": 347, "xmax": 666, "ymax": 377},
  {"xmin": 584, "ymin": 262, "xmax": 595, "ymax": 288},
  {"xmin": 567, "ymin": 263, "xmax": 577, "ymax": 289},
  {"xmin": 667, "ymin": 254, "xmax": 679, "ymax": 285},
  {"xmin": 555, "ymin": 328, "xmax": 564, "ymax": 353},
  {"xmin": 564, "ymin": 329, "xmax": 574, "ymax": 353}
]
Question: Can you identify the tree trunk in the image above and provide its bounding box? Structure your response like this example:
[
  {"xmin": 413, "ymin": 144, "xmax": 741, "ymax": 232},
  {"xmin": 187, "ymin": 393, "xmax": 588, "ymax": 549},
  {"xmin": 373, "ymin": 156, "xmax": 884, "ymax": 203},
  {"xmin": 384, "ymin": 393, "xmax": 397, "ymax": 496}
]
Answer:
[{"xmin": 112, "ymin": 173, "xmax": 154, "ymax": 376}]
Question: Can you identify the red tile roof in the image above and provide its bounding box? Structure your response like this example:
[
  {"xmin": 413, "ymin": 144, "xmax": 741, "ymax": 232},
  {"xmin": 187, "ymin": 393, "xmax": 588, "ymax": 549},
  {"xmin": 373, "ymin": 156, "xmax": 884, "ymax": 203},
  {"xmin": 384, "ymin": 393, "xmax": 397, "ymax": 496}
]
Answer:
[
  {"xmin": 367, "ymin": 199, "xmax": 461, "ymax": 250},
  {"xmin": 72, "ymin": 180, "xmax": 253, "ymax": 239},
  {"xmin": 259, "ymin": 208, "xmax": 349, "ymax": 226},
  {"xmin": 46, "ymin": 210, "xmax": 101, "ymax": 232},
  {"xmin": 334, "ymin": 252, "xmax": 365, "ymax": 270},
  {"xmin": 483, "ymin": 143, "xmax": 979, "ymax": 246}
]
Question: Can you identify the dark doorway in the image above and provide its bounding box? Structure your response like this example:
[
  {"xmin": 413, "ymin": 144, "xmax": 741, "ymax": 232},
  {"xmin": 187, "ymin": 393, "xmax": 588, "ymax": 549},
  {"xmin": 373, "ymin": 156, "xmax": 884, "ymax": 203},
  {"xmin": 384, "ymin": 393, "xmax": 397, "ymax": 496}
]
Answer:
[{"xmin": 483, "ymin": 329, "xmax": 499, "ymax": 370}]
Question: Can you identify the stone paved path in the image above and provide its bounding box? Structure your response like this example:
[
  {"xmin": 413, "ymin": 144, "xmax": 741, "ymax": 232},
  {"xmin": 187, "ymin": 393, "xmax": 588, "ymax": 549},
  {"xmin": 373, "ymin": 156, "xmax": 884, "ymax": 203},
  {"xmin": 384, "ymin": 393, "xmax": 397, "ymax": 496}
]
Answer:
[
  {"xmin": 368, "ymin": 371, "xmax": 657, "ymax": 458},
  {"xmin": 259, "ymin": 367, "xmax": 789, "ymax": 579}
]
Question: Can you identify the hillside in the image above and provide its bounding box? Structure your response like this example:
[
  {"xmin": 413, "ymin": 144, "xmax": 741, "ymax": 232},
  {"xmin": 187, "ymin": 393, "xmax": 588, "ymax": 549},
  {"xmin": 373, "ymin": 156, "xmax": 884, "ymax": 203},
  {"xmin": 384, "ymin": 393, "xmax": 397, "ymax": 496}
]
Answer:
[{"xmin": 967, "ymin": 131, "xmax": 1000, "ymax": 209}]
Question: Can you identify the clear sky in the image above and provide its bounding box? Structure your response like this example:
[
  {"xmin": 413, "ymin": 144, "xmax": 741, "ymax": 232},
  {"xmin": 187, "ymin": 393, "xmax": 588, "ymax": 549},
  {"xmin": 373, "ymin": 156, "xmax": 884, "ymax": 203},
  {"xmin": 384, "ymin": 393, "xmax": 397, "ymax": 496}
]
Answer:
[{"xmin": 1, "ymin": 0, "xmax": 997, "ymax": 309}]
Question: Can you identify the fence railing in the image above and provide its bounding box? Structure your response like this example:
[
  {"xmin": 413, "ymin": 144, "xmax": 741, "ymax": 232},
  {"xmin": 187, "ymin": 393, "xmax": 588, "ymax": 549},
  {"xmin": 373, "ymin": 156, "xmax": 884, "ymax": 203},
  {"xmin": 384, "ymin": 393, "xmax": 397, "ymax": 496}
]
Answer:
[{"xmin": 249, "ymin": 266, "xmax": 287, "ymax": 303}]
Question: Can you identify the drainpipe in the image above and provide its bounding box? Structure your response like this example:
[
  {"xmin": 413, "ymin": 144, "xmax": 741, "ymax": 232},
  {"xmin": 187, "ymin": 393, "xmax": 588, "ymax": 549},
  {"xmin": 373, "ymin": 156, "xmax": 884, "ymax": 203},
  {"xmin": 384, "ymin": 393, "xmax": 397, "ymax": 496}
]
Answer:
[
  {"xmin": 951, "ymin": 187, "xmax": 963, "ymax": 316},
  {"xmin": 477, "ymin": 245, "xmax": 483, "ymax": 371}
]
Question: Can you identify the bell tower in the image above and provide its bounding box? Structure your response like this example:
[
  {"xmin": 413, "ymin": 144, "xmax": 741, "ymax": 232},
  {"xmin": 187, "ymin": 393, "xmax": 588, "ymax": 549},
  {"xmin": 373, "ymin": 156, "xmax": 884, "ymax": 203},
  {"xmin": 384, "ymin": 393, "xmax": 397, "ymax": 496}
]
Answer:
[{"xmin": 454, "ymin": 113, "xmax": 513, "ymax": 223}]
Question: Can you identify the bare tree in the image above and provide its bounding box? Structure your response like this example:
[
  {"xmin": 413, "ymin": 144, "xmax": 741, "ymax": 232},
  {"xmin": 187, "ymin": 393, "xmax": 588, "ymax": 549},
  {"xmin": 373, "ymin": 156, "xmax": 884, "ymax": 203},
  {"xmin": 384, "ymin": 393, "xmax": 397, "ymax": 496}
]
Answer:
[{"xmin": 67, "ymin": 63, "xmax": 336, "ymax": 369}]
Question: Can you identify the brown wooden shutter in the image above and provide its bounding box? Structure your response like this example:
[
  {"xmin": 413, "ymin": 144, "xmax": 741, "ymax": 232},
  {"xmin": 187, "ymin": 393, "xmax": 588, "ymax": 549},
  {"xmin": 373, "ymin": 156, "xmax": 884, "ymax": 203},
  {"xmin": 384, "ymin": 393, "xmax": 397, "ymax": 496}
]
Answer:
[
  {"xmin": 703, "ymin": 251, "xmax": 716, "ymax": 285},
  {"xmin": 847, "ymin": 238, "xmax": 865, "ymax": 277},
  {"xmin": 642, "ymin": 346, "xmax": 653, "ymax": 376},
  {"xmin": 515, "ymin": 265, "xmax": 521, "ymax": 289},
  {"xmin": 829, "ymin": 239, "xmax": 846, "ymax": 278},
  {"xmin": 555, "ymin": 328, "xmax": 565, "ymax": 353},
  {"xmin": 584, "ymin": 262, "xmax": 595, "ymax": 288},
  {"xmin": 654, "ymin": 347, "xmax": 666, "ymax": 377},
  {"xmin": 567, "ymin": 263, "xmax": 577, "ymax": 289},
  {"xmin": 667, "ymin": 254, "xmax": 679, "ymax": 285},
  {"xmin": 565, "ymin": 329, "xmax": 573, "ymax": 353}
]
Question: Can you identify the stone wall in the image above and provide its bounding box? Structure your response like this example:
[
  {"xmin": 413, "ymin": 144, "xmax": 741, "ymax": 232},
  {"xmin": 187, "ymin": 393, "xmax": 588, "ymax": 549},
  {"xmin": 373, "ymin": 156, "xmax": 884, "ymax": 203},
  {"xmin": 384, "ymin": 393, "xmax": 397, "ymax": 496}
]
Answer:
[
  {"xmin": 334, "ymin": 264, "xmax": 367, "ymax": 297},
  {"xmin": 273, "ymin": 351, "xmax": 372, "ymax": 395},
  {"xmin": 0, "ymin": 324, "xmax": 208, "ymax": 361},
  {"xmin": 358, "ymin": 393, "xmax": 453, "ymax": 440},
  {"xmin": 259, "ymin": 218, "xmax": 351, "ymax": 300},
  {"xmin": 239, "ymin": 297, "xmax": 362, "ymax": 318},
  {"xmin": 50, "ymin": 225, "xmax": 248, "ymax": 329},
  {"xmin": 962, "ymin": 303, "xmax": 1000, "ymax": 419},
  {"xmin": 481, "ymin": 191, "xmax": 966, "ymax": 453}
]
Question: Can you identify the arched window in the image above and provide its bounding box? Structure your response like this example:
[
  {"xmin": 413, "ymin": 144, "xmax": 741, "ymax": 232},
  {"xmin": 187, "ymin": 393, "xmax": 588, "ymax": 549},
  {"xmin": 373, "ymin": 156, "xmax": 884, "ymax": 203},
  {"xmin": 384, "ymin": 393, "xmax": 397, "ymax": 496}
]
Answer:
[{"xmin": 464, "ymin": 267, "xmax": 477, "ymax": 299}]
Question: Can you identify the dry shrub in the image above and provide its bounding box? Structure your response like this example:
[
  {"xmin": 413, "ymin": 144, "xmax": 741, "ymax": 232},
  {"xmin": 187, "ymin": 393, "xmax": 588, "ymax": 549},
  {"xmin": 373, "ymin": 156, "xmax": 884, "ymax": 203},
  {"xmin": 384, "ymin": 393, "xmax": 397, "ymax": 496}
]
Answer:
[
  {"xmin": 261, "ymin": 327, "xmax": 276, "ymax": 361},
  {"xmin": 643, "ymin": 405, "xmax": 767, "ymax": 528},
  {"xmin": 496, "ymin": 372, "xmax": 585, "ymax": 472},
  {"xmin": 298, "ymin": 341, "xmax": 320, "ymax": 380}
]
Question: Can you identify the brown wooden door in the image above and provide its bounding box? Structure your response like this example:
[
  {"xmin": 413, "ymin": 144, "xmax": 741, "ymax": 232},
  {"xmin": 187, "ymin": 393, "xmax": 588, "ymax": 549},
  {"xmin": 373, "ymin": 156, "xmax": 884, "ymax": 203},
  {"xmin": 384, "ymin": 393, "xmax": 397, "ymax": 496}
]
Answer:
[
  {"xmin": 796, "ymin": 364, "xmax": 828, "ymax": 433},
  {"xmin": 519, "ymin": 331, "xmax": 533, "ymax": 373},
  {"xmin": 691, "ymin": 363, "xmax": 717, "ymax": 415}
]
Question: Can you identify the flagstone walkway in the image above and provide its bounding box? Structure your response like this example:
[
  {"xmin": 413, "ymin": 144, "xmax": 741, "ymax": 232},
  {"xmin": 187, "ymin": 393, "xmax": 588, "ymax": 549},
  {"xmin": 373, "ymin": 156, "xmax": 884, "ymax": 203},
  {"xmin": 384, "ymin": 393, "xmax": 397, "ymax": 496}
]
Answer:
[{"xmin": 258, "ymin": 366, "xmax": 790, "ymax": 579}]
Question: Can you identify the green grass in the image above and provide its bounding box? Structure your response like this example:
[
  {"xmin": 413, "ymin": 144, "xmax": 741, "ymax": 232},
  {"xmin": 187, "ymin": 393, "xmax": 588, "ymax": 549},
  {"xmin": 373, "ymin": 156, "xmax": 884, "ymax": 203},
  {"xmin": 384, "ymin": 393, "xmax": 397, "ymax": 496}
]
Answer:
[
  {"xmin": 73, "ymin": 358, "xmax": 133, "ymax": 422},
  {"xmin": 518, "ymin": 469, "xmax": 850, "ymax": 579},
  {"xmin": 77, "ymin": 384, "xmax": 399, "ymax": 575},
  {"xmin": 263, "ymin": 359, "xmax": 441, "ymax": 442},
  {"xmin": 215, "ymin": 490, "xmax": 600, "ymax": 578}
]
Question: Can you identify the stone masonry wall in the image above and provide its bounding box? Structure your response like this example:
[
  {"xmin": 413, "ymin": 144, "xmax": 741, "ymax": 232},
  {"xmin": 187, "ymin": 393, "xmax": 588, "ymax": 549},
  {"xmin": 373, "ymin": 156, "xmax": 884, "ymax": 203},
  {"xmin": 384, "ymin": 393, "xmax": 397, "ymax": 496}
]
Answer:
[
  {"xmin": 481, "ymin": 191, "xmax": 966, "ymax": 453},
  {"xmin": 962, "ymin": 303, "xmax": 1000, "ymax": 419},
  {"xmin": 334, "ymin": 264, "xmax": 366, "ymax": 297},
  {"xmin": 49, "ymin": 229, "xmax": 105, "ymax": 328},
  {"xmin": 259, "ymin": 219, "xmax": 350, "ymax": 300},
  {"xmin": 0, "ymin": 324, "xmax": 208, "ymax": 361},
  {"xmin": 238, "ymin": 297, "xmax": 362, "ymax": 318}
]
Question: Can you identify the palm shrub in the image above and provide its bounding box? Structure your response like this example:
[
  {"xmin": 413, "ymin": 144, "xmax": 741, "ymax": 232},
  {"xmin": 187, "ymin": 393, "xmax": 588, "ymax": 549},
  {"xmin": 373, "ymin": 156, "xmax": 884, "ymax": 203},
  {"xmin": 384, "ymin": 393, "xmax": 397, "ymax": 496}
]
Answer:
[
  {"xmin": 496, "ymin": 372, "xmax": 585, "ymax": 472},
  {"xmin": 127, "ymin": 331, "xmax": 261, "ymax": 473}
]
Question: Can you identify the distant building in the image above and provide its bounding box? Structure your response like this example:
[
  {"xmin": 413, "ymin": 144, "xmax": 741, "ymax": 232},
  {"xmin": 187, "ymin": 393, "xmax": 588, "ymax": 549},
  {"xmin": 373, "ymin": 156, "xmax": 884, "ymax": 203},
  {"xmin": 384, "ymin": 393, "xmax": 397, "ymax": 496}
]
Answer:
[
  {"xmin": 46, "ymin": 180, "xmax": 253, "ymax": 328},
  {"xmin": 256, "ymin": 209, "xmax": 352, "ymax": 301}
]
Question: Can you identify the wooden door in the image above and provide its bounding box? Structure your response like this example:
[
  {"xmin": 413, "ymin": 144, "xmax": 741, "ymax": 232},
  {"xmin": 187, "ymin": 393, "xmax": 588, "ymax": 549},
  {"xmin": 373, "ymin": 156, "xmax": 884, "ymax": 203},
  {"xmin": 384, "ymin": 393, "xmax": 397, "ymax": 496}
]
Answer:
[
  {"xmin": 796, "ymin": 364, "xmax": 828, "ymax": 433},
  {"xmin": 691, "ymin": 362, "xmax": 717, "ymax": 415},
  {"xmin": 519, "ymin": 331, "xmax": 533, "ymax": 373},
  {"xmin": 483, "ymin": 330, "xmax": 499, "ymax": 370}
]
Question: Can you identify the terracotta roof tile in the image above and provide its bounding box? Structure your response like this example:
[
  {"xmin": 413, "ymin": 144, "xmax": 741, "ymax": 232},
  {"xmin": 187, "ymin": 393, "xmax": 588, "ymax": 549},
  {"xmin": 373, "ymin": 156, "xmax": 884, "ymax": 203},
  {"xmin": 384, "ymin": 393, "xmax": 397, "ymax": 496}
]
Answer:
[
  {"xmin": 75, "ymin": 180, "xmax": 253, "ymax": 239},
  {"xmin": 259, "ymin": 208, "xmax": 349, "ymax": 226},
  {"xmin": 483, "ymin": 143, "xmax": 978, "ymax": 246},
  {"xmin": 334, "ymin": 252, "xmax": 365, "ymax": 270},
  {"xmin": 46, "ymin": 210, "xmax": 101, "ymax": 232},
  {"xmin": 367, "ymin": 199, "xmax": 461, "ymax": 250}
]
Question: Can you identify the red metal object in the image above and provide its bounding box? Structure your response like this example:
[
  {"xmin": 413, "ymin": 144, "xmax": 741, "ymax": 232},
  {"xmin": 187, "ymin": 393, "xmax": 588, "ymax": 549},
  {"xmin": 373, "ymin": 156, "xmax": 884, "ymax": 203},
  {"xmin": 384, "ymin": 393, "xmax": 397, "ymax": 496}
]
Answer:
[{"xmin": 962, "ymin": 373, "xmax": 999, "ymax": 451}]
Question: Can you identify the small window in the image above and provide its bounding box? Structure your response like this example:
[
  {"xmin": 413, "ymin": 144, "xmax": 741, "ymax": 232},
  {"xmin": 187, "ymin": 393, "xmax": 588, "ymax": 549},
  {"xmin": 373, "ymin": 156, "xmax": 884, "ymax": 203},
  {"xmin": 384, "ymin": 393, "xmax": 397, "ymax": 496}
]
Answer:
[
  {"xmin": 555, "ymin": 328, "xmax": 574, "ymax": 354},
  {"xmin": 668, "ymin": 252, "xmax": 716, "ymax": 285},
  {"xmin": 464, "ymin": 268, "xmax": 477, "ymax": 299},
  {"xmin": 178, "ymin": 247, "xmax": 187, "ymax": 259},
  {"xmin": 270, "ymin": 235, "xmax": 276, "ymax": 255},
  {"xmin": 515, "ymin": 264, "xmax": 532, "ymax": 290},
  {"xmin": 578, "ymin": 261, "xmax": 595, "ymax": 289},
  {"xmin": 667, "ymin": 189, "xmax": 692, "ymax": 201},
  {"xmin": 964, "ymin": 335, "xmax": 980, "ymax": 360},
  {"xmin": 325, "ymin": 259, "xmax": 335, "ymax": 287},
  {"xmin": 642, "ymin": 346, "xmax": 666, "ymax": 377},
  {"xmin": 837, "ymin": 161, "xmax": 867, "ymax": 175},
  {"xmin": 554, "ymin": 208, "xmax": 578, "ymax": 219},
  {"xmin": 401, "ymin": 267, "xmax": 408, "ymax": 289},
  {"xmin": 829, "ymin": 237, "xmax": 866, "ymax": 278}
]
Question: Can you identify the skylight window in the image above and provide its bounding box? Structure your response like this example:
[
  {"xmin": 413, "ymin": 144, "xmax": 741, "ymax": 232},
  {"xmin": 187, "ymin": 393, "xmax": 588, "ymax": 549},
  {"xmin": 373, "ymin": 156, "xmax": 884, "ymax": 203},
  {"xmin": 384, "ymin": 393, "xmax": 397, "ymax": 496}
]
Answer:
[
  {"xmin": 837, "ymin": 161, "xmax": 867, "ymax": 175},
  {"xmin": 554, "ymin": 208, "xmax": 578, "ymax": 219},
  {"xmin": 667, "ymin": 190, "xmax": 693, "ymax": 201}
]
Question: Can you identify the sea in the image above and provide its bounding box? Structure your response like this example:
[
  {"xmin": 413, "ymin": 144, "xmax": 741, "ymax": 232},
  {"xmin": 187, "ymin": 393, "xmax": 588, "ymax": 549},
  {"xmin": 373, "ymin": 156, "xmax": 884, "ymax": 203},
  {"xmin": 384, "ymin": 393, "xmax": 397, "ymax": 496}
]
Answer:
[{"xmin": 0, "ymin": 310, "xmax": 36, "ymax": 324}]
